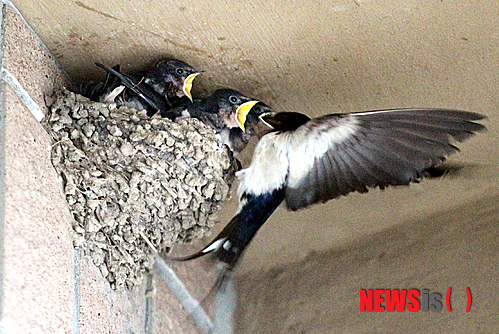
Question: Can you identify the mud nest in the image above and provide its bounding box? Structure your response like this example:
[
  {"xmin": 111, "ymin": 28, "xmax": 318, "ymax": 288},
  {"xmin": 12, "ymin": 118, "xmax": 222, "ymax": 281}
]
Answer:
[{"xmin": 43, "ymin": 89, "xmax": 236, "ymax": 289}]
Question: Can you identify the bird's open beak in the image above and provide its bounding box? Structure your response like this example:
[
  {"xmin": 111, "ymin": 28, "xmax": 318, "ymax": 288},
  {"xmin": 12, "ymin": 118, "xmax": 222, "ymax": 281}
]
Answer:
[
  {"xmin": 235, "ymin": 100, "xmax": 259, "ymax": 132},
  {"xmin": 258, "ymin": 112, "xmax": 277, "ymax": 129},
  {"xmin": 182, "ymin": 73, "xmax": 200, "ymax": 102}
]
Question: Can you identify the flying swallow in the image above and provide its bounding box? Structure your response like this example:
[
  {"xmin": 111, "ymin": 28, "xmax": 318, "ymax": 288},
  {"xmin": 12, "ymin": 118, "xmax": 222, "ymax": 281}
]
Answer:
[
  {"xmin": 170, "ymin": 108, "xmax": 485, "ymax": 277},
  {"xmin": 80, "ymin": 59, "xmax": 200, "ymax": 116}
]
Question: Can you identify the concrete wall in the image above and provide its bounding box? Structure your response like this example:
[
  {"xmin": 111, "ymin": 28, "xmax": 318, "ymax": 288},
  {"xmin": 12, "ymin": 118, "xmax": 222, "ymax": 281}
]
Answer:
[
  {"xmin": 0, "ymin": 3, "xmax": 210, "ymax": 333},
  {"xmin": 10, "ymin": 0, "xmax": 498, "ymax": 275},
  {"xmin": 2, "ymin": 0, "xmax": 499, "ymax": 333},
  {"xmin": 236, "ymin": 195, "xmax": 499, "ymax": 333}
]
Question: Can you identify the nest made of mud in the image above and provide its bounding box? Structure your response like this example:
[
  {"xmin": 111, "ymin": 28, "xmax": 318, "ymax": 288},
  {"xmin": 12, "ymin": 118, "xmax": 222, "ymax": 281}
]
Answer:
[{"xmin": 43, "ymin": 89, "xmax": 236, "ymax": 289}]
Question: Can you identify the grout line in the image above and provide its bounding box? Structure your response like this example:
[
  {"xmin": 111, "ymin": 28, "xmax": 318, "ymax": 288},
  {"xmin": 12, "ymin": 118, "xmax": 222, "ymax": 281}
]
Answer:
[
  {"xmin": 0, "ymin": 68, "xmax": 44, "ymax": 121},
  {"xmin": 144, "ymin": 272, "xmax": 154, "ymax": 334},
  {"xmin": 154, "ymin": 257, "xmax": 214, "ymax": 334},
  {"xmin": 0, "ymin": 93, "xmax": 4, "ymax": 331},
  {"xmin": 1, "ymin": 0, "xmax": 76, "ymax": 89},
  {"xmin": 71, "ymin": 248, "xmax": 82, "ymax": 334},
  {"xmin": 0, "ymin": 3, "xmax": 6, "ymax": 326}
]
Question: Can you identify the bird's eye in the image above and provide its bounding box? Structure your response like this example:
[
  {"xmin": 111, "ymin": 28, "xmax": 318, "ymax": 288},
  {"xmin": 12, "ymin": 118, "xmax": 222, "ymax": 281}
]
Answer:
[
  {"xmin": 254, "ymin": 106, "xmax": 262, "ymax": 113},
  {"xmin": 176, "ymin": 68, "xmax": 184, "ymax": 75},
  {"xmin": 229, "ymin": 95, "xmax": 239, "ymax": 104}
]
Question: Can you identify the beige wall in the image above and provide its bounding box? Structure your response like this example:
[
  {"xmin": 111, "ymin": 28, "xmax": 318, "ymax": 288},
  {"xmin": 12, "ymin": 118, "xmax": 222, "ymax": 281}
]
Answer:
[
  {"xmin": 0, "ymin": 4, "xmax": 209, "ymax": 333},
  {"xmin": 5, "ymin": 0, "xmax": 499, "ymax": 332}
]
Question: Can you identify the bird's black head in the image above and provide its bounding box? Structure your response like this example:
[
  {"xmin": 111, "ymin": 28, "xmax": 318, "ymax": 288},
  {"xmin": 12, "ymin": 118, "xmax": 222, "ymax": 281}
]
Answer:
[
  {"xmin": 151, "ymin": 58, "xmax": 200, "ymax": 100},
  {"xmin": 260, "ymin": 112, "xmax": 311, "ymax": 131},
  {"xmin": 242, "ymin": 102, "xmax": 276, "ymax": 136},
  {"xmin": 208, "ymin": 89, "xmax": 253, "ymax": 109},
  {"xmin": 249, "ymin": 102, "xmax": 272, "ymax": 118},
  {"xmin": 204, "ymin": 89, "xmax": 259, "ymax": 130},
  {"xmin": 154, "ymin": 58, "xmax": 197, "ymax": 78}
]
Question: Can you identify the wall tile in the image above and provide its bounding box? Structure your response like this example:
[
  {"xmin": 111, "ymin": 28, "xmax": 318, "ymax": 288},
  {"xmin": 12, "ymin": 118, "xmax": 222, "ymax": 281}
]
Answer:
[{"xmin": 2, "ymin": 84, "xmax": 73, "ymax": 333}]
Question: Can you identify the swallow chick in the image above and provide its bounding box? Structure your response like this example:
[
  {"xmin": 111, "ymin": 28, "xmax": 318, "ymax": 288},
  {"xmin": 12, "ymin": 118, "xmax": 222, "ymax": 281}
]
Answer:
[
  {"xmin": 80, "ymin": 59, "xmax": 200, "ymax": 116},
  {"xmin": 170, "ymin": 108, "xmax": 486, "ymax": 281},
  {"xmin": 165, "ymin": 89, "xmax": 263, "ymax": 154},
  {"xmin": 219, "ymin": 101, "xmax": 275, "ymax": 154},
  {"xmin": 94, "ymin": 70, "xmax": 267, "ymax": 156}
]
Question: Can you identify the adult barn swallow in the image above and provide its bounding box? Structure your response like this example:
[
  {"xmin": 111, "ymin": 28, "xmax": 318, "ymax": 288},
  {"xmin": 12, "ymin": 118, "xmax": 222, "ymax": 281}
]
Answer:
[
  {"xmin": 80, "ymin": 59, "xmax": 200, "ymax": 116},
  {"xmin": 171, "ymin": 108, "xmax": 485, "ymax": 272}
]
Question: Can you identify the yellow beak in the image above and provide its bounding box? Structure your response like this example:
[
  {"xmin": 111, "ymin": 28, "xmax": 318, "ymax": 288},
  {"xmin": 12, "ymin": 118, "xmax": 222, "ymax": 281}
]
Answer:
[
  {"xmin": 235, "ymin": 100, "xmax": 259, "ymax": 132},
  {"xmin": 182, "ymin": 73, "xmax": 200, "ymax": 101}
]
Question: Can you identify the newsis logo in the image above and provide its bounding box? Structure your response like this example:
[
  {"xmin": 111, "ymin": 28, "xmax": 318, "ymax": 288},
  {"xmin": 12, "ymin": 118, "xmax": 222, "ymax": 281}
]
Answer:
[{"xmin": 359, "ymin": 288, "xmax": 472, "ymax": 312}]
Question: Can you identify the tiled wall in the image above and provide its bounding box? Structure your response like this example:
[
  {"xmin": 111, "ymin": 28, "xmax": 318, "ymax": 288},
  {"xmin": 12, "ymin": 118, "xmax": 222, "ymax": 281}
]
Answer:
[{"xmin": 0, "ymin": 2, "xmax": 213, "ymax": 333}]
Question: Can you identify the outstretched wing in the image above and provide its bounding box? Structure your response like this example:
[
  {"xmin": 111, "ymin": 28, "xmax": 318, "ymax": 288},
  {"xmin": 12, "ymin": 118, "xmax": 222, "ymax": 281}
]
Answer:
[{"xmin": 283, "ymin": 109, "xmax": 486, "ymax": 211}]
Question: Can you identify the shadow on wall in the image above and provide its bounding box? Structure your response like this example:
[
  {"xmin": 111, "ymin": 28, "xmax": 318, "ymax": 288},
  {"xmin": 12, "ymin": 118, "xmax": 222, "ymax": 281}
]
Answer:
[{"xmin": 235, "ymin": 193, "xmax": 499, "ymax": 333}]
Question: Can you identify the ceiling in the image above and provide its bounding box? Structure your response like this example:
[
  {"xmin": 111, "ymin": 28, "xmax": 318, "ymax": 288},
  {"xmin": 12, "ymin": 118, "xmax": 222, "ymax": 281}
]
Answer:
[{"xmin": 13, "ymin": 0, "xmax": 499, "ymax": 273}]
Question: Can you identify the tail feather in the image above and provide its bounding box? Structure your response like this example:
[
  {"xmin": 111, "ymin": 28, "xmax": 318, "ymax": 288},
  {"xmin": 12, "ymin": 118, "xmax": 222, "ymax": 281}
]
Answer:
[
  {"xmin": 102, "ymin": 64, "xmax": 122, "ymax": 95},
  {"xmin": 168, "ymin": 189, "xmax": 285, "ymax": 271},
  {"xmin": 94, "ymin": 62, "xmax": 161, "ymax": 112},
  {"xmin": 79, "ymin": 64, "xmax": 121, "ymax": 100},
  {"xmin": 167, "ymin": 214, "xmax": 248, "ymax": 269},
  {"xmin": 166, "ymin": 237, "xmax": 227, "ymax": 261}
]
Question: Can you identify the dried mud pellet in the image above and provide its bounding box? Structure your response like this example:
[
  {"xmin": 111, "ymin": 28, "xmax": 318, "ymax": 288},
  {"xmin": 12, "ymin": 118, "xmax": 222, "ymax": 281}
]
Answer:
[{"xmin": 41, "ymin": 88, "xmax": 237, "ymax": 289}]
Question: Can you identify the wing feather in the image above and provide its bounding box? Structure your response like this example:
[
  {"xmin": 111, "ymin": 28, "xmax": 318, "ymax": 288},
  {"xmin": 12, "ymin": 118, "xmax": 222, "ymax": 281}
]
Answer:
[
  {"xmin": 284, "ymin": 109, "xmax": 485, "ymax": 211},
  {"xmin": 339, "ymin": 142, "xmax": 388, "ymax": 187},
  {"xmin": 330, "ymin": 147, "xmax": 369, "ymax": 194},
  {"xmin": 324, "ymin": 148, "xmax": 350, "ymax": 196}
]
